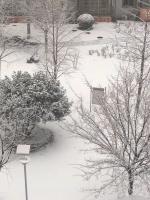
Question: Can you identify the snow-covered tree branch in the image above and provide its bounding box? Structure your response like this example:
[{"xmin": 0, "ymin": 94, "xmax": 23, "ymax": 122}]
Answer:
[
  {"xmin": 30, "ymin": 0, "xmax": 78, "ymax": 80},
  {"xmin": 67, "ymin": 21, "xmax": 150, "ymax": 196}
]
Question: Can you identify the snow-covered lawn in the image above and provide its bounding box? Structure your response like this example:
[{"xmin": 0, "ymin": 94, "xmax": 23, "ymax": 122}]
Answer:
[{"xmin": 0, "ymin": 22, "xmax": 147, "ymax": 200}]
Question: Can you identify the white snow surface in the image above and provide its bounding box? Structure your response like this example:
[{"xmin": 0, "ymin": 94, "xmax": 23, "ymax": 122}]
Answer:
[{"xmin": 0, "ymin": 23, "xmax": 147, "ymax": 200}]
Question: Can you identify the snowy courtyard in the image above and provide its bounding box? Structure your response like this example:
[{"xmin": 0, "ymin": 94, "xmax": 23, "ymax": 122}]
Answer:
[{"xmin": 0, "ymin": 21, "xmax": 149, "ymax": 200}]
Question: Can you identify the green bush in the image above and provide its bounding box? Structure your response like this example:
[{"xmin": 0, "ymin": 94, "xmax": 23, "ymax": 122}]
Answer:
[{"xmin": 0, "ymin": 71, "xmax": 71, "ymax": 145}]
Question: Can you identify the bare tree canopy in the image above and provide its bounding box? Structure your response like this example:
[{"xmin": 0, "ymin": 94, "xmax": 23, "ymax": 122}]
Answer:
[
  {"xmin": 30, "ymin": 0, "xmax": 78, "ymax": 80},
  {"xmin": 68, "ymin": 21, "xmax": 150, "ymax": 196}
]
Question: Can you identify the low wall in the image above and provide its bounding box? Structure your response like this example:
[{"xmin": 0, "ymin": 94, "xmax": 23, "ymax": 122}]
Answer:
[{"xmin": 6, "ymin": 16, "xmax": 26, "ymax": 23}]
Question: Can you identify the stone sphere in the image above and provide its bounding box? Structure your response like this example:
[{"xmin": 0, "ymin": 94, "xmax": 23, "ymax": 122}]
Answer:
[{"xmin": 77, "ymin": 14, "xmax": 95, "ymax": 30}]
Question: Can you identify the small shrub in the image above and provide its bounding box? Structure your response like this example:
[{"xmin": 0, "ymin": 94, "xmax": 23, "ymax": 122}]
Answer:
[
  {"xmin": 27, "ymin": 56, "xmax": 39, "ymax": 63},
  {"xmin": 77, "ymin": 14, "xmax": 95, "ymax": 30}
]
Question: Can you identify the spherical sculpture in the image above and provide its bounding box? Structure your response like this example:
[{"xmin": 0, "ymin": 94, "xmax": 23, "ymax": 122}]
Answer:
[{"xmin": 77, "ymin": 14, "xmax": 95, "ymax": 30}]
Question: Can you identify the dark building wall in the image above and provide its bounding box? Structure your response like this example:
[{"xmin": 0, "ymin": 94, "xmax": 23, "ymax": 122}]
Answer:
[
  {"xmin": 114, "ymin": 0, "xmax": 138, "ymax": 19},
  {"xmin": 75, "ymin": 0, "xmax": 141, "ymax": 19},
  {"xmin": 77, "ymin": 0, "xmax": 112, "ymax": 16}
]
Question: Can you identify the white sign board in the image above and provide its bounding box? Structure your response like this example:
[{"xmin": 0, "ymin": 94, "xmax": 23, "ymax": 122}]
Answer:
[
  {"xmin": 92, "ymin": 87, "xmax": 105, "ymax": 105},
  {"xmin": 16, "ymin": 144, "xmax": 31, "ymax": 155}
]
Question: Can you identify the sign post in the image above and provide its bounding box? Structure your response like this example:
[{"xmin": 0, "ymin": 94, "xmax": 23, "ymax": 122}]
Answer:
[{"xmin": 90, "ymin": 87, "xmax": 105, "ymax": 111}]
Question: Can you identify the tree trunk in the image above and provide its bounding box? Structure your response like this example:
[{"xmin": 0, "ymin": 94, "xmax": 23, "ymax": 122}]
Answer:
[
  {"xmin": 44, "ymin": 29, "xmax": 48, "ymax": 68},
  {"xmin": 53, "ymin": 64, "xmax": 57, "ymax": 80},
  {"xmin": 0, "ymin": 59, "xmax": 1, "ymax": 79},
  {"xmin": 128, "ymin": 170, "xmax": 134, "ymax": 195},
  {"xmin": 26, "ymin": 0, "xmax": 31, "ymax": 39}
]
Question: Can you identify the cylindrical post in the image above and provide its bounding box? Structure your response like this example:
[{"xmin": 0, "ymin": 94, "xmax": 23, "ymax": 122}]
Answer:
[
  {"xmin": 23, "ymin": 163, "xmax": 28, "ymax": 200},
  {"xmin": 27, "ymin": 22, "xmax": 31, "ymax": 39}
]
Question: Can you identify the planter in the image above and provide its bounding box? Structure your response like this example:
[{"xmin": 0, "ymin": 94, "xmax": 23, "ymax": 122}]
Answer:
[
  {"xmin": 6, "ymin": 16, "xmax": 27, "ymax": 23},
  {"xmin": 94, "ymin": 16, "xmax": 112, "ymax": 22},
  {"xmin": 140, "ymin": 8, "xmax": 150, "ymax": 21}
]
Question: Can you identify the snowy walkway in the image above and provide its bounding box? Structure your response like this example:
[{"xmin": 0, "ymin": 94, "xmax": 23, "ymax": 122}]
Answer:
[{"xmin": 66, "ymin": 37, "xmax": 126, "ymax": 47}]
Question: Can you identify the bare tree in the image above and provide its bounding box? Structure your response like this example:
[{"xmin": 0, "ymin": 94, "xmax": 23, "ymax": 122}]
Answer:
[
  {"xmin": 0, "ymin": 135, "xmax": 13, "ymax": 170},
  {"xmin": 30, "ymin": 0, "xmax": 78, "ymax": 80},
  {"xmin": 0, "ymin": 0, "xmax": 14, "ymax": 78},
  {"xmin": 0, "ymin": 1, "xmax": 19, "ymax": 169},
  {"xmin": 0, "ymin": 118, "xmax": 16, "ymax": 170},
  {"xmin": 67, "ymin": 21, "xmax": 150, "ymax": 196},
  {"xmin": 0, "ymin": 37, "xmax": 14, "ymax": 78}
]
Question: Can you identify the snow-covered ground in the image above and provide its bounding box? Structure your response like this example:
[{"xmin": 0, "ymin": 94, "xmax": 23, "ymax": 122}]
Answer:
[
  {"xmin": 0, "ymin": 22, "xmax": 147, "ymax": 200},
  {"xmin": 3, "ymin": 22, "xmax": 117, "ymax": 42}
]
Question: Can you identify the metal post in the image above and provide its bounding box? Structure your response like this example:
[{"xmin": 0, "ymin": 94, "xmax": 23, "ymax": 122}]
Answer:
[{"xmin": 23, "ymin": 163, "xmax": 29, "ymax": 200}]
